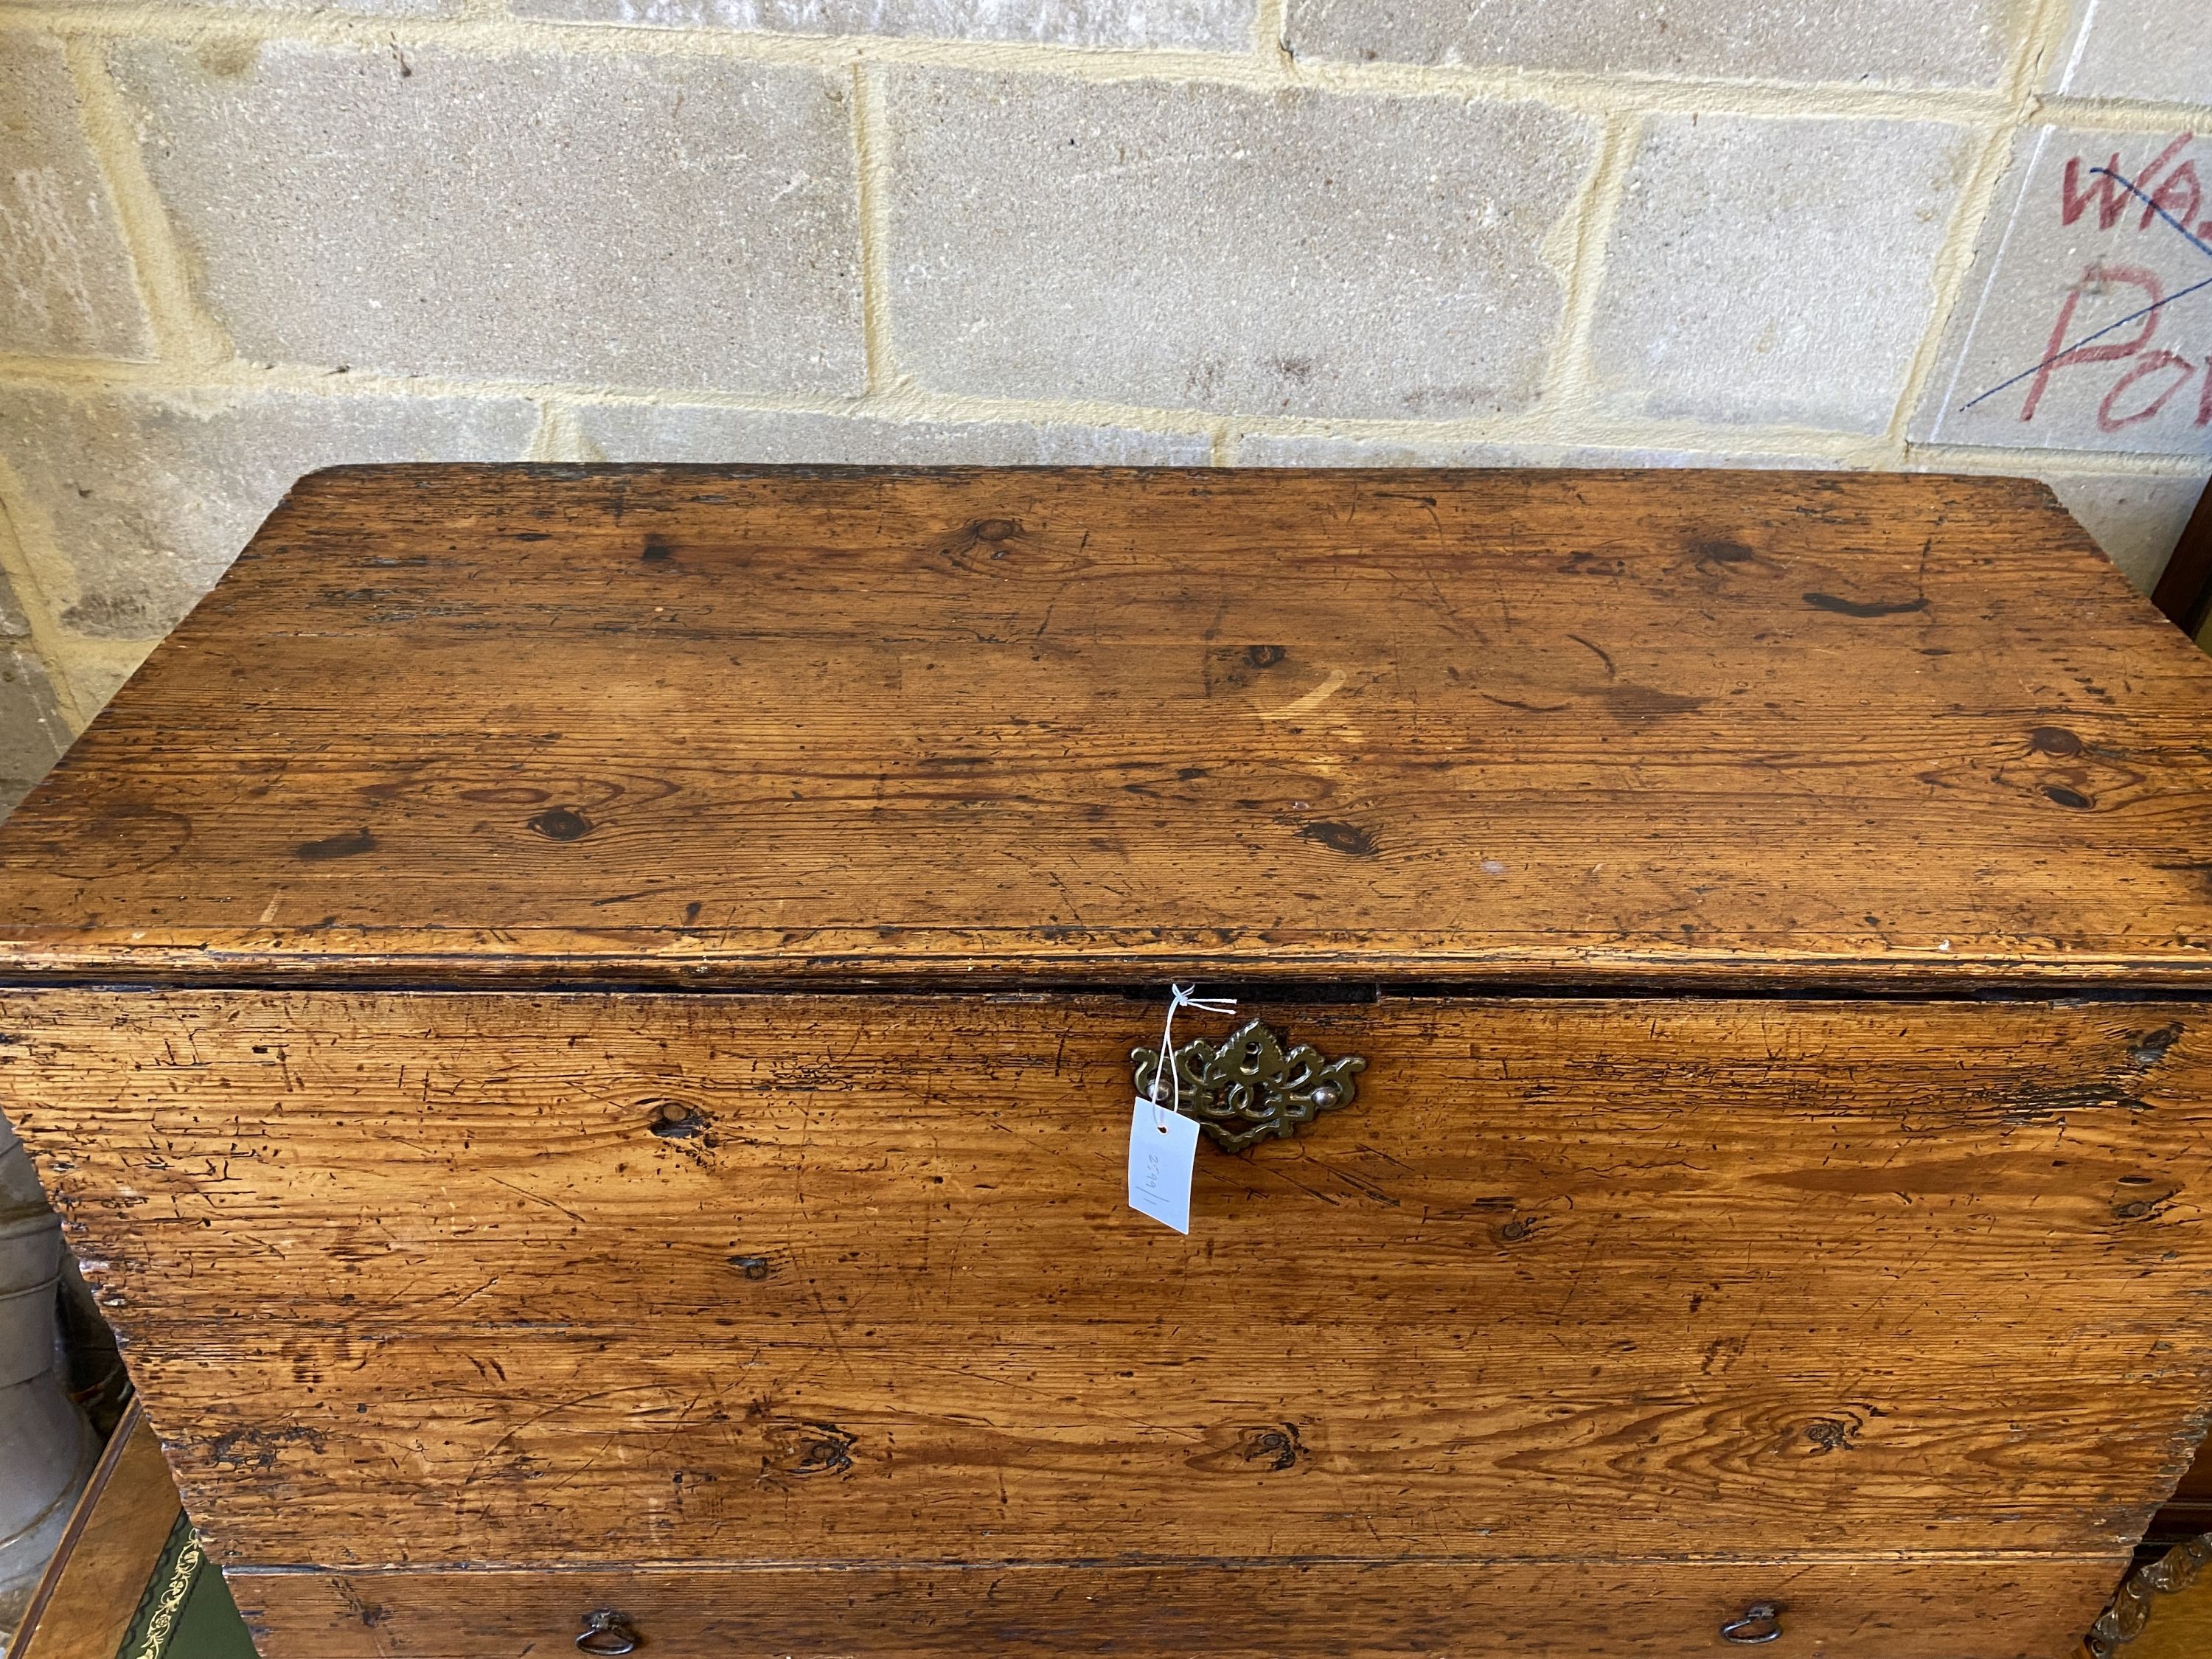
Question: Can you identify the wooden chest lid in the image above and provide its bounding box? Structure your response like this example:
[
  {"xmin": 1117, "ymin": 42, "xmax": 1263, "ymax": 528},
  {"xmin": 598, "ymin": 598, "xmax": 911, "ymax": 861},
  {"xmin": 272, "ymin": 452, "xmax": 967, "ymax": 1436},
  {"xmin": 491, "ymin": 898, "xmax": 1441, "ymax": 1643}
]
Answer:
[{"xmin": 2, "ymin": 464, "xmax": 2210, "ymax": 991}]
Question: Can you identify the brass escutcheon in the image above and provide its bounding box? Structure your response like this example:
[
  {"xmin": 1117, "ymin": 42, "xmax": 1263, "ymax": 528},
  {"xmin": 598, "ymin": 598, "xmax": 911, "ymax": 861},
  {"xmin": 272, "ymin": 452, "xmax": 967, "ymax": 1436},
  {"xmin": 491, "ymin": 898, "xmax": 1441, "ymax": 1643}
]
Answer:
[{"xmin": 1131, "ymin": 1018, "xmax": 1366, "ymax": 1152}]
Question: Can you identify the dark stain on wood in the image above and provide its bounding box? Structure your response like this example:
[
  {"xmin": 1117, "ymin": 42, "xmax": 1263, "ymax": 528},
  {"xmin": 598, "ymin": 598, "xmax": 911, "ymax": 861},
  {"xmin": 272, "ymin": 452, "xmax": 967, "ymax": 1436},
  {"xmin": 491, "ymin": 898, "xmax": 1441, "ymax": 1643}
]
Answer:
[
  {"xmin": 1804, "ymin": 1417, "xmax": 1863, "ymax": 1456},
  {"xmin": 295, "ymin": 829, "xmax": 375, "ymax": 860},
  {"xmin": 759, "ymin": 1422, "xmax": 856, "ymax": 1487},
  {"xmin": 526, "ymin": 807, "xmax": 593, "ymax": 841},
  {"xmin": 1691, "ymin": 537, "xmax": 1761, "ymax": 568},
  {"xmin": 1298, "ymin": 820, "xmax": 1379, "ymax": 857},
  {"xmin": 1604, "ymin": 684, "xmax": 1706, "ymax": 718},
  {"xmin": 1240, "ymin": 1423, "xmax": 1305, "ymax": 1472},
  {"xmin": 644, "ymin": 1099, "xmax": 703, "ymax": 1139},
  {"xmin": 2130, "ymin": 1024, "xmax": 2185, "ymax": 1065},
  {"xmin": 207, "ymin": 1424, "xmax": 327, "ymax": 1472},
  {"xmin": 1183, "ymin": 1421, "xmax": 1309, "ymax": 1477},
  {"xmin": 2113, "ymin": 1180, "xmax": 2183, "ymax": 1221},
  {"xmin": 1801, "ymin": 591, "xmax": 1931, "ymax": 618}
]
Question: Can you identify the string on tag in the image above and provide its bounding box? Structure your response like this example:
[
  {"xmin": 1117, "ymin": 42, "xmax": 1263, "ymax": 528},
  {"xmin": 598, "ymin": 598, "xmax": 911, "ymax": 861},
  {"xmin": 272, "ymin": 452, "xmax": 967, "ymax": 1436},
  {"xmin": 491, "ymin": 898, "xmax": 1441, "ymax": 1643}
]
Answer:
[{"xmin": 1149, "ymin": 984, "xmax": 1237, "ymax": 1131}]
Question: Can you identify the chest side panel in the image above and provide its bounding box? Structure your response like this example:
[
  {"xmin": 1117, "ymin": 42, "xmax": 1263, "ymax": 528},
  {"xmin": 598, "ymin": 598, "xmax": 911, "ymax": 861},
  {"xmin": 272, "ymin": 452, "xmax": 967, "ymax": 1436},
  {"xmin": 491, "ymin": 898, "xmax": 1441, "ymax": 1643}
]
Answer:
[{"xmin": 7, "ymin": 990, "xmax": 2211, "ymax": 1575}]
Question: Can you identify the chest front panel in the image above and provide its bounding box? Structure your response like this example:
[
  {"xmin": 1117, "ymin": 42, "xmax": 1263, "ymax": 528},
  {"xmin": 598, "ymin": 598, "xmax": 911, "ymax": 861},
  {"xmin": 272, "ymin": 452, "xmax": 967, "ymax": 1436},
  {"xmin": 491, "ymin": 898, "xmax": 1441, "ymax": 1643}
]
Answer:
[{"xmin": 10, "ymin": 990, "xmax": 2209, "ymax": 1653}]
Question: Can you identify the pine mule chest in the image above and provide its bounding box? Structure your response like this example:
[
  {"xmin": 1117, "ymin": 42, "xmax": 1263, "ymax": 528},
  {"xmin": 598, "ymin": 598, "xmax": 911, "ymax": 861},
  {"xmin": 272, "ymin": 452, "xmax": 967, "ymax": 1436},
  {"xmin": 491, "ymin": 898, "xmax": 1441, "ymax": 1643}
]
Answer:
[{"xmin": 5, "ymin": 465, "xmax": 2212, "ymax": 1659}]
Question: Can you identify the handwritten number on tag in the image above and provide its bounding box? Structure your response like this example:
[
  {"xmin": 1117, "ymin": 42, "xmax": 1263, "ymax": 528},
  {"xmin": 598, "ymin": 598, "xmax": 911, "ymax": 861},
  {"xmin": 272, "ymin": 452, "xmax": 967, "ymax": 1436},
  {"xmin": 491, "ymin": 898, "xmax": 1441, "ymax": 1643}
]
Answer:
[{"xmin": 1127, "ymin": 1096, "xmax": 1199, "ymax": 1234}]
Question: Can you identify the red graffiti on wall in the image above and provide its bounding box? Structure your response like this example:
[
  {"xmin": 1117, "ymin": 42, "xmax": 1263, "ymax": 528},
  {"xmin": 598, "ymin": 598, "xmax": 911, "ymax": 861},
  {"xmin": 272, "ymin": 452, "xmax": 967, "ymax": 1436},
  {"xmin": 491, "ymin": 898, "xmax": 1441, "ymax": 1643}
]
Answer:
[
  {"xmin": 2059, "ymin": 133, "xmax": 2202, "ymax": 234},
  {"xmin": 2002, "ymin": 132, "xmax": 2212, "ymax": 431}
]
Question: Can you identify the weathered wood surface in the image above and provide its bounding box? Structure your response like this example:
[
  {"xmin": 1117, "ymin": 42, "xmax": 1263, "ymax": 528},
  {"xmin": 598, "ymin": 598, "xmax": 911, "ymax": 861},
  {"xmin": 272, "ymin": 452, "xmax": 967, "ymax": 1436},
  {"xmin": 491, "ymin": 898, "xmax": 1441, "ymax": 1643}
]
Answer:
[
  {"xmin": 1, "ymin": 467, "xmax": 2208, "ymax": 990},
  {"xmin": 226, "ymin": 1559, "xmax": 2127, "ymax": 1659},
  {"xmin": 9, "ymin": 991, "xmax": 2211, "ymax": 1572}
]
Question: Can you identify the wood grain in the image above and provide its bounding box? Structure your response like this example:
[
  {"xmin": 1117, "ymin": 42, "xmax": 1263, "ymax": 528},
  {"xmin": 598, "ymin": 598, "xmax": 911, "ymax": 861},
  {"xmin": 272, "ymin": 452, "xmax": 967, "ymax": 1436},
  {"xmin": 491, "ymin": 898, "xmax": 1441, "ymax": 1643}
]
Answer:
[
  {"xmin": 1, "ymin": 467, "xmax": 2208, "ymax": 989},
  {"xmin": 10, "ymin": 990, "xmax": 2212, "ymax": 1572},
  {"xmin": 226, "ymin": 1558, "xmax": 2128, "ymax": 1659}
]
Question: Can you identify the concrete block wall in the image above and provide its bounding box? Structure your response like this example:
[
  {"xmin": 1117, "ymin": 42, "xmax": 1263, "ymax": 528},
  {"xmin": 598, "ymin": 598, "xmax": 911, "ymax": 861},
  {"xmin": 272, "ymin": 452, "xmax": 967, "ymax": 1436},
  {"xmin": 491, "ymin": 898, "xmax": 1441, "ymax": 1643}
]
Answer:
[{"xmin": 1, "ymin": 0, "xmax": 2210, "ymax": 815}]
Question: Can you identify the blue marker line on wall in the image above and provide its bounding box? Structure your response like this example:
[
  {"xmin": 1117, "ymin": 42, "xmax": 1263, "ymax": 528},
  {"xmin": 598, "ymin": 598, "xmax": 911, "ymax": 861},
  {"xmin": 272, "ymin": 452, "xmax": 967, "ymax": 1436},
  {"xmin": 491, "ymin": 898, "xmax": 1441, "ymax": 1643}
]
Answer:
[{"xmin": 1959, "ymin": 164, "xmax": 2212, "ymax": 412}]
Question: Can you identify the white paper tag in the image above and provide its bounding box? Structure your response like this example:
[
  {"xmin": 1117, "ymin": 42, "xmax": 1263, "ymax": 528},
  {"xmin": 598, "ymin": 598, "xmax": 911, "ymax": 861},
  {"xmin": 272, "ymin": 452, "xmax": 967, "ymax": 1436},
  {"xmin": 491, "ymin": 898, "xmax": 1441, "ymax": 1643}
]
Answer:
[{"xmin": 1127, "ymin": 1095, "xmax": 1200, "ymax": 1234}]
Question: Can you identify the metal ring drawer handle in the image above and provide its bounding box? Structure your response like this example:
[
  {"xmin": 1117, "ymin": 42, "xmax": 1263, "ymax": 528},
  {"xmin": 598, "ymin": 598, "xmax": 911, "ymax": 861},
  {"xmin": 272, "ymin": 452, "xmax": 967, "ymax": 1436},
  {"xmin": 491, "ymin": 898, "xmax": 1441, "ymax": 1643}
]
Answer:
[
  {"xmin": 1130, "ymin": 1018, "xmax": 1366, "ymax": 1152},
  {"xmin": 1721, "ymin": 1603, "xmax": 1784, "ymax": 1644},
  {"xmin": 577, "ymin": 1611, "xmax": 639, "ymax": 1655}
]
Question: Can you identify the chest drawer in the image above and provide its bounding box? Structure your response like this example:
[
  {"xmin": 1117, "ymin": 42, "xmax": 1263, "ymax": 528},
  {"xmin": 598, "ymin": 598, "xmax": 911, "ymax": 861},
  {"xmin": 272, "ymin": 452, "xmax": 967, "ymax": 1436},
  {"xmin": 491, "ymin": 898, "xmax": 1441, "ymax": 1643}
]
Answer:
[
  {"xmin": 10, "ymin": 987, "xmax": 2206, "ymax": 1657},
  {"xmin": 229, "ymin": 1559, "xmax": 2121, "ymax": 1659}
]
